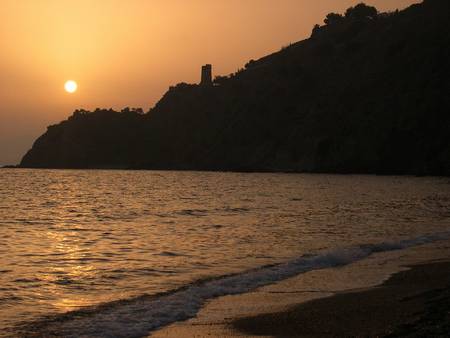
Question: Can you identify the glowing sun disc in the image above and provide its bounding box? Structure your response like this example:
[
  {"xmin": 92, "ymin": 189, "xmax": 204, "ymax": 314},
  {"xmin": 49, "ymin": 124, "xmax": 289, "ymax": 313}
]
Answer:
[{"xmin": 64, "ymin": 80, "xmax": 78, "ymax": 93}]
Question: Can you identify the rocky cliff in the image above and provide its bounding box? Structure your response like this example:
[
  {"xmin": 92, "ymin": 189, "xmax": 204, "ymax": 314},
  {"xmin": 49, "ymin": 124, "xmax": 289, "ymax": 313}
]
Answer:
[{"xmin": 20, "ymin": 0, "xmax": 450, "ymax": 175}]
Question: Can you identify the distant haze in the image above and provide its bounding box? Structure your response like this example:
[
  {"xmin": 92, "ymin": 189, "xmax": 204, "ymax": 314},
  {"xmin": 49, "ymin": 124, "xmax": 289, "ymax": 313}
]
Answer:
[{"xmin": 0, "ymin": 0, "xmax": 419, "ymax": 165}]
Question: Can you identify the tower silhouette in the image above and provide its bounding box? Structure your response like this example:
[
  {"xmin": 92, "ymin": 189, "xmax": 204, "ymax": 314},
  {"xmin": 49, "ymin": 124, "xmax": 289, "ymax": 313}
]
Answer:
[{"xmin": 200, "ymin": 64, "xmax": 212, "ymax": 86}]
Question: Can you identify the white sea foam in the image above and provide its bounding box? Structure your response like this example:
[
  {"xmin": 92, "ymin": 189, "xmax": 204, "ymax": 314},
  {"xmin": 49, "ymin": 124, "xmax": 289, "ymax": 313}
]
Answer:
[{"xmin": 27, "ymin": 231, "xmax": 450, "ymax": 338}]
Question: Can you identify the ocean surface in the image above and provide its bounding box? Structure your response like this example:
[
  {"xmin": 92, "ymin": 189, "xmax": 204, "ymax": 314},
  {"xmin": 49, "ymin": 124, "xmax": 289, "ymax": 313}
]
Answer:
[{"xmin": 0, "ymin": 169, "xmax": 449, "ymax": 337}]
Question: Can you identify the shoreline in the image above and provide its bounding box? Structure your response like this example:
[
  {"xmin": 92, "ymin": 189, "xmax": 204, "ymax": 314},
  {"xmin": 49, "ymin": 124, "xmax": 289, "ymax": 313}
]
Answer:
[
  {"xmin": 234, "ymin": 261, "xmax": 450, "ymax": 337},
  {"xmin": 152, "ymin": 240, "xmax": 450, "ymax": 337},
  {"xmin": 16, "ymin": 239, "xmax": 450, "ymax": 337},
  {"xmin": 5, "ymin": 166, "xmax": 450, "ymax": 177}
]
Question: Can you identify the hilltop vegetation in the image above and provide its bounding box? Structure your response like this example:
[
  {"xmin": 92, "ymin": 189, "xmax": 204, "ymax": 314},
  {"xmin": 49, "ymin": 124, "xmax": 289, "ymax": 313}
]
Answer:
[{"xmin": 20, "ymin": 0, "xmax": 450, "ymax": 175}]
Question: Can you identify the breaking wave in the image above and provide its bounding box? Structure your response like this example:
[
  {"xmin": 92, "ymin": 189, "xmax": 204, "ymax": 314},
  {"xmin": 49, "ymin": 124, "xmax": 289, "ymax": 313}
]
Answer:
[{"xmin": 21, "ymin": 231, "xmax": 450, "ymax": 338}]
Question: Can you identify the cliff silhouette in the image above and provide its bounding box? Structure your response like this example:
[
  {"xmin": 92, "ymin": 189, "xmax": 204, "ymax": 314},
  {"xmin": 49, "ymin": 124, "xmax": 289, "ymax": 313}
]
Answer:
[{"xmin": 20, "ymin": 0, "xmax": 450, "ymax": 175}]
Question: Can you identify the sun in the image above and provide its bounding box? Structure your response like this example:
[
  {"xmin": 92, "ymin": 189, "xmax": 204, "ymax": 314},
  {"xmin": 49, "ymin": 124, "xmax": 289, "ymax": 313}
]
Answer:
[{"xmin": 64, "ymin": 80, "xmax": 78, "ymax": 93}]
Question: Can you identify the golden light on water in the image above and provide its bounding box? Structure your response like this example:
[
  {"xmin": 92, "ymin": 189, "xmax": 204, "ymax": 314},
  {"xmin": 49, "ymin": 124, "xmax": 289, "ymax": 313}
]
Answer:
[{"xmin": 64, "ymin": 80, "xmax": 78, "ymax": 93}]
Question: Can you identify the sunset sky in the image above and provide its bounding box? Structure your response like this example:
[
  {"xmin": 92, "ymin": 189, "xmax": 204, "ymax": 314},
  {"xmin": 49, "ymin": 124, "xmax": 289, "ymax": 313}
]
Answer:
[{"xmin": 0, "ymin": 0, "xmax": 419, "ymax": 165}]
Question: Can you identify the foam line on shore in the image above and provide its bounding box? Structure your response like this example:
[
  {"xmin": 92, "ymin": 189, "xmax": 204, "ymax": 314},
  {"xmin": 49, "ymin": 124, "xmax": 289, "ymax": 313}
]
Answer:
[{"xmin": 22, "ymin": 231, "xmax": 450, "ymax": 338}]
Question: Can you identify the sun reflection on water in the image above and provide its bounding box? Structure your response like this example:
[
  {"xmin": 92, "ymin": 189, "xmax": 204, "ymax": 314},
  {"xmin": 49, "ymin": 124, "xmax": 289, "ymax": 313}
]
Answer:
[
  {"xmin": 43, "ymin": 228, "xmax": 98, "ymax": 311},
  {"xmin": 0, "ymin": 170, "xmax": 449, "ymax": 334}
]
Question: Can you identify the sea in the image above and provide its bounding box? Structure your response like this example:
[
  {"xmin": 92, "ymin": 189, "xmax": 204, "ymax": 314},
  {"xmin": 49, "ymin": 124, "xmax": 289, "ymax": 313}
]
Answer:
[{"xmin": 0, "ymin": 169, "xmax": 449, "ymax": 337}]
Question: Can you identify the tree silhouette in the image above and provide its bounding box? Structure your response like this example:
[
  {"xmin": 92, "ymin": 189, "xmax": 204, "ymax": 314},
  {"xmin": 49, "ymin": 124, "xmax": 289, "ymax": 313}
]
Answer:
[
  {"xmin": 311, "ymin": 24, "xmax": 321, "ymax": 37},
  {"xmin": 213, "ymin": 75, "xmax": 229, "ymax": 86},
  {"xmin": 345, "ymin": 3, "xmax": 378, "ymax": 20},
  {"xmin": 132, "ymin": 108, "xmax": 144, "ymax": 114},
  {"xmin": 245, "ymin": 59, "xmax": 256, "ymax": 69},
  {"xmin": 324, "ymin": 13, "xmax": 344, "ymax": 25}
]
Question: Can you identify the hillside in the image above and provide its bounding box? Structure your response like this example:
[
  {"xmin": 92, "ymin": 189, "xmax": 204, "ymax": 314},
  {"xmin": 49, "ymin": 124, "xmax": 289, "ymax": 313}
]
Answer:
[{"xmin": 20, "ymin": 0, "xmax": 450, "ymax": 175}]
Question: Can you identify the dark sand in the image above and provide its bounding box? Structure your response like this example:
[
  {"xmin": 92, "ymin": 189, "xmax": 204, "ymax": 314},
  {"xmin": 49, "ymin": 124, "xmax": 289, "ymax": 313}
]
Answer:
[{"xmin": 234, "ymin": 261, "xmax": 450, "ymax": 337}]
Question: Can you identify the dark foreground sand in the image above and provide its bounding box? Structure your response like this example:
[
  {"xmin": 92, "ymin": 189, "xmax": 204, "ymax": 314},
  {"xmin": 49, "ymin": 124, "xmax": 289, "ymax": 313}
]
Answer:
[{"xmin": 233, "ymin": 261, "xmax": 450, "ymax": 337}]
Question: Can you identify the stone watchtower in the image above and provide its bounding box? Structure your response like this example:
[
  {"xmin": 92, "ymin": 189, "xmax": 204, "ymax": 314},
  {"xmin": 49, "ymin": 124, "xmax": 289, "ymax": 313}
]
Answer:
[{"xmin": 200, "ymin": 64, "xmax": 212, "ymax": 86}]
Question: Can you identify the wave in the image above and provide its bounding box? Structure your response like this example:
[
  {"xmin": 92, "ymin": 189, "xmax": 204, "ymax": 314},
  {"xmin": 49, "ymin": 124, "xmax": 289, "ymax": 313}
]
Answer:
[{"xmin": 19, "ymin": 231, "xmax": 450, "ymax": 338}]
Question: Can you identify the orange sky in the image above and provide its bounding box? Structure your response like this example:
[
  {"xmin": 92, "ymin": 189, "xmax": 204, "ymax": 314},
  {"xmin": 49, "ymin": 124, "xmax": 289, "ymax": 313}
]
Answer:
[{"xmin": 0, "ymin": 0, "xmax": 420, "ymax": 165}]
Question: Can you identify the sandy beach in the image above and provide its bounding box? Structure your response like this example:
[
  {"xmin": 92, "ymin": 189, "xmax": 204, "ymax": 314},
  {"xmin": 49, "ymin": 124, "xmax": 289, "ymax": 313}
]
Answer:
[
  {"xmin": 153, "ymin": 240, "xmax": 450, "ymax": 337},
  {"xmin": 234, "ymin": 261, "xmax": 450, "ymax": 337}
]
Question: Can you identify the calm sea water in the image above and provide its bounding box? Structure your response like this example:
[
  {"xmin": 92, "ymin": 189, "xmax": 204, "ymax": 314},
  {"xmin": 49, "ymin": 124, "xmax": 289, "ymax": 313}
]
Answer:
[{"xmin": 0, "ymin": 169, "xmax": 449, "ymax": 337}]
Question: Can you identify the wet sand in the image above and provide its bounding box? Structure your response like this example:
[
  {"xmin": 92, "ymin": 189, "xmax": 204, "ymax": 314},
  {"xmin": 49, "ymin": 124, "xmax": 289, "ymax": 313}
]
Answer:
[
  {"xmin": 152, "ymin": 241, "xmax": 450, "ymax": 337},
  {"xmin": 234, "ymin": 261, "xmax": 450, "ymax": 337}
]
